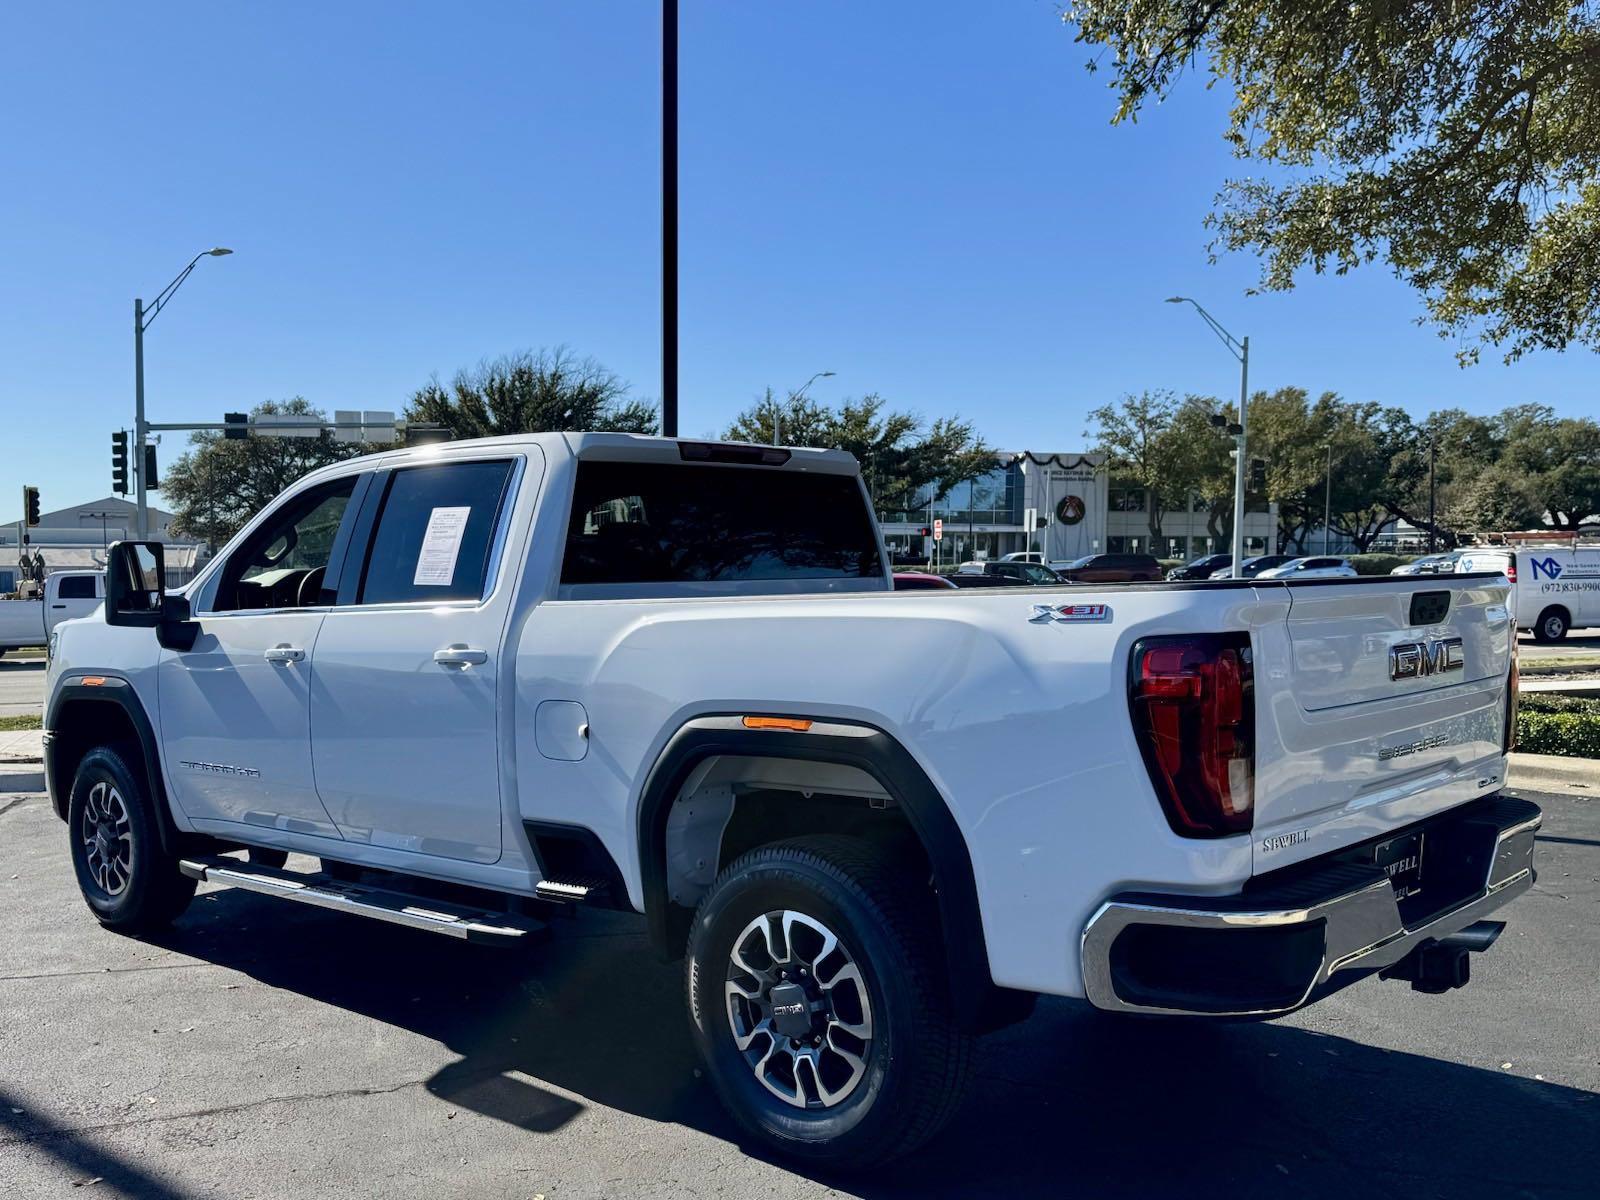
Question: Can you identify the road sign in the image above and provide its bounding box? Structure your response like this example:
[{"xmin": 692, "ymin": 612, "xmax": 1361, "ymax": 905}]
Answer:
[
  {"xmin": 333, "ymin": 409, "xmax": 398, "ymax": 444},
  {"xmin": 255, "ymin": 413, "xmax": 323, "ymax": 439},
  {"xmin": 933, "ymin": 519, "xmax": 943, "ymax": 542},
  {"xmin": 1024, "ymin": 507, "xmax": 1037, "ymax": 533}
]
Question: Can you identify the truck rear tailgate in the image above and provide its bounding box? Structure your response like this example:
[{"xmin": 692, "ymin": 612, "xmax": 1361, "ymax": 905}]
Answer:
[{"xmin": 1249, "ymin": 574, "xmax": 1514, "ymax": 874}]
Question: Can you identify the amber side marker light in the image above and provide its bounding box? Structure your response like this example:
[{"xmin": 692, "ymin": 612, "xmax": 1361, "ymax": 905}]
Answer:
[
  {"xmin": 742, "ymin": 716, "xmax": 813, "ymax": 732},
  {"xmin": 81, "ymin": 677, "xmax": 107, "ymax": 687}
]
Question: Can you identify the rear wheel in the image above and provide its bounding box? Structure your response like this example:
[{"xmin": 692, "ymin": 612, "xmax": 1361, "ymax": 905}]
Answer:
[
  {"xmin": 1534, "ymin": 607, "xmax": 1569, "ymax": 643},
  {"xmin": 67, "ymin": 747, "xmax": 196, "ymax": 932},
  {"xmin": 686, "ymin": 835, "xmax": 972, "ymax": 1169}
]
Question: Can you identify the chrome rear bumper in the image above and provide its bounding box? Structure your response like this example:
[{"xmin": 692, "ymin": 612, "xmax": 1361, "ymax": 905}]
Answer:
[{"xmin": 1081, "ymin": 795, "xmax": 1540, "ymax": 1017}]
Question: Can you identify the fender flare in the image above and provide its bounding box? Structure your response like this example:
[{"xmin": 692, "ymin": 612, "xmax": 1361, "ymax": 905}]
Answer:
[
  {"xmin": 636, "ymin": 714, "xmax": 996, "ymax": 1030},
  {"xmin": 46, "ymin": 677, "xmax": 181, "ymax": 858}
]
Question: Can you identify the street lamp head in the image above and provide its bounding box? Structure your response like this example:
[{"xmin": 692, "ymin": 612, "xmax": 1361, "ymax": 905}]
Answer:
[
  {"xmin": 205, "ymin": 247, "xmax": 233, "ymax": 257},
  {"xmin": 820, "ymin": 371, "xmax": 836, "ymax": 378},
  {"xmin": 1165, "ymin": 296, "xmax": 1188, "ymax": 304}
]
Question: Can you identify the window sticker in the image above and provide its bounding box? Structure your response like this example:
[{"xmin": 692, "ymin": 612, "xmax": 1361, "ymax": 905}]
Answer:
[{"xmin": 413, "ymin": 506, "xmax": 471, "ymax": 586}]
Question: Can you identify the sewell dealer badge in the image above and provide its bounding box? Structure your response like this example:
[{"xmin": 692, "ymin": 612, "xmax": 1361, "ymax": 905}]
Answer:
[{"xmin": 1030, "ymin": 603, "xmax": 1111, "ymax": 624}]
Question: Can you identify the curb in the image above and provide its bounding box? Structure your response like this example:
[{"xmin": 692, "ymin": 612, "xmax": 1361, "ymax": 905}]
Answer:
[
  {"xmin": 1507, "ymin": 752, "xmax": 1598, "ymax": 797},
  {"xmin": 0, "ymin": 768, "xmax": 45, "ymax": 794}
]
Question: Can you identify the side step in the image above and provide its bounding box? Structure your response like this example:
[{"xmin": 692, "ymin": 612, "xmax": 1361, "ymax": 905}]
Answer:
[
  {"xmin": 179, "ymin": 856, "xmax": 546, "ymax": 944},
  {"xmin": 534, "ymin": 876, "xmax": 610, "ymax": 903}
]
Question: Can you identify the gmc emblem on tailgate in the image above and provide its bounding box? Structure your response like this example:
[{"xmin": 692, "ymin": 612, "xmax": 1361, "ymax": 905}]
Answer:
[{"xmin": 1389, "ymin": 636, "xmax": 1464, "ymax": 681}]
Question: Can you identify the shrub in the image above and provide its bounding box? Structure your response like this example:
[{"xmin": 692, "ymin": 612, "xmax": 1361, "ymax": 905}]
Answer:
[
  {"xmin": 1347, "ymin": 554, "xmax": 1418, "ymax": 576},
  {"xmin": 1519, "ymin": 693, "xmax": 1600, "ymax": 716},
  {"xmin": 1515, "ymin": 708, "xmax": 1600, "ymax": 758}
]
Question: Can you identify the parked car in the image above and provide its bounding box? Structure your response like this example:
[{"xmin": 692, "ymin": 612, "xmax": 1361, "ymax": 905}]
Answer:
[
  {"xmin": 0, "ymin": 570, "xmax": 104, "ymax": 656},
  {"xmin": 1457, "ymin": 544, "xmax": 1600, "ymax": 641},
  {"xmin": 999, "ymin": 551, "xmax": 1044, "ymax": 564},
  {"xmin": 892, "ymin": 572, "xmax": 957, "ymax": 590},
  {"xmin": 947, "ymin": 570, "xmax": 1026, "ymax": 587},
  {"xmin": 42, "ymin": 432, "xmax": 1533, "ymax": 1168},
  {"xmin": 1392, "ymin": 550, "xmax": 1466, "ymax": 576},
  {"xmin": 1166, "ymin": 553, "xmax": 1231, "ymax": 581},
  {"xmin": 983, "ymin": 560, "xmax": 1063, "ymax": 585},
  {"xmin": 1209, "ymin": 554, "xmax": 1298, "ymax": 580},
  {"xmin": 1052, "ymin": 553, "xmax": 1162, "ymax": 583},
  {"xmin": 1255, "ymin": 556, "xmax": 1359, "ymax": 580}
]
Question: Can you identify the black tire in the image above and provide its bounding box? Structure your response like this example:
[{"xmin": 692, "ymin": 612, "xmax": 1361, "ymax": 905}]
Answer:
[
  {"xmin": 1534, "ymin": 607, "xmax": 1569, "ymax": 643},
  {"xmin": 686, "ymin": 835, "xmax": 972, "ymax": 1169},
  {"xmin": 248, "ymin": 847, "xmax": 290, "ymax": 869},
  {"xmin": 67, "ymin": 746, "xmax": 196, "ymax": 933}
]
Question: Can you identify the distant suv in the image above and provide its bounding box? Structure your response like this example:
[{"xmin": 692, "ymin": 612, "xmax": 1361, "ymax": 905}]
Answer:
[
  {"xmin": 1053, "ymin": 553, "xmax": 1162, "ymax": 583},
  {"xmin": 983, "ymin": 560, "xmax": 1063, "ymax": 585}
]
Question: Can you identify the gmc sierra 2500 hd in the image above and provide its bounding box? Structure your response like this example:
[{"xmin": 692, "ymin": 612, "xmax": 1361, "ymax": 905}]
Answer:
[{"xmin": 44, "ymin": 433, "xmax": 1537, "ymax": 1167}]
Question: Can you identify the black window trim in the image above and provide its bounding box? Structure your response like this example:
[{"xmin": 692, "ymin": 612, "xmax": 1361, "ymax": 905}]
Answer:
[
  {"xmin": 196, "ymin": 472, "xmax": 367, "ymax": 617},
  {"xmin": 342, "ymin": 455, "xmax": 523, "ymax": 610}
]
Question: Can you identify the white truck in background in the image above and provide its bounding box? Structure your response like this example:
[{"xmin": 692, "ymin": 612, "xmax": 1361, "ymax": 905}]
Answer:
[
  {"xmin": 0, "ymin": 570, "xmax": 104, "ymax": 656},
  {"xmin": 42, "ymin": 434, "xmax": 1537, "ymax": 1167}
]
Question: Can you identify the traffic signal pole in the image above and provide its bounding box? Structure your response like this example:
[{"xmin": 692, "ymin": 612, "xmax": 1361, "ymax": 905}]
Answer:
[{"xmin": 134, "ymin": 297, "xmax": 148, "ymax": 539}]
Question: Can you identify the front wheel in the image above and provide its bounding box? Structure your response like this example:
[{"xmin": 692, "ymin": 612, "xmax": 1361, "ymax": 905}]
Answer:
[
  {"xmin": 67, "ymin": 747, "xmax": 196, "ymax": 932},
  {"xmin": 1534, "ymin": 607, "xmax": 1569, "ymax": 643},
  {"xmin": 686, "ymin": 835, "xmax": 972, "ymax": 1169}
]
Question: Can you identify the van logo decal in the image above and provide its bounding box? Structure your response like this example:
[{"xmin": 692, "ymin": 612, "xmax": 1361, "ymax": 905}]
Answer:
[
  {"xmin": 1389, "ymin": 636, "xmax": 1465, "ymax": 680},
  {"xmin": 1530, "ymin": 556, "xmax": 1563, "ymax": 580}
]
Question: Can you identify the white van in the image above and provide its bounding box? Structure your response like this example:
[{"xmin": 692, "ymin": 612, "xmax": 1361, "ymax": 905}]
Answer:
[{"xmin": 1456, "ymin": 545, "xmax": 1600, "ymax": 641}]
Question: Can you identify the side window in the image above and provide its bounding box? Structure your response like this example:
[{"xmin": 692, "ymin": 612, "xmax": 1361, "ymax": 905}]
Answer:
[
  {"xmin": 58, "ymin": 575, "xmax": 97, "ymax": 600},
  {"xmin": 357, "ymin": 460, "xmax": 514, "ymax": 605},
  {"xmin": 214, "ymin": 478, "xmax": 358, "ymax": 612}
]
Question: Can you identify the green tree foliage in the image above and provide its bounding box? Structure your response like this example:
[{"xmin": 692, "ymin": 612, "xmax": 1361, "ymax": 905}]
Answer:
[
  {"xmin": 405, "ymin": 348, "xmax": 657, "ymax": 440},
  {"xmin": 161, "ymin": 398, "xmax": 379, "ymax": 548},
  {"xmin": 1064, "ymin": 0, "xmax": 1600, "ymax": 362},
  {"xmin": 724, "ymin": 392, "xmax": 994, "ymax": 514},
  {"xmin": 1085, "ymin": 390, "xmax": 1188, "ymax": 543}
]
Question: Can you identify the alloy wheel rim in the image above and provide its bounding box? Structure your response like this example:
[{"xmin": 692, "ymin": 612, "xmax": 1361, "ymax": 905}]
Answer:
[
  {"xmin": 724, "ymin": 909, "xmax": 874, "ymax": 1109},
  {"xmin": 81, "ymin": 781, "xmax": 133, "ymax": 897}
]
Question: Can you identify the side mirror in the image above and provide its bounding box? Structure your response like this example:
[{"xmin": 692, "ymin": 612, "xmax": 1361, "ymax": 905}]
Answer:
[{"xmin": 105, "ymin": 541, "xmax": 165, "ymax": 628}]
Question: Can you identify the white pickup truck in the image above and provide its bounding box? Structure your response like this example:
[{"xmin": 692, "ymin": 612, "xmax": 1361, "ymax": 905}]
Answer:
[
  {"xmin": 0, "ymin": 570, "xmax": 104, "ymax": 656},
  {"xmin": 43, "ymin": 434, "xmax": 1537, "ymax": 1167}
]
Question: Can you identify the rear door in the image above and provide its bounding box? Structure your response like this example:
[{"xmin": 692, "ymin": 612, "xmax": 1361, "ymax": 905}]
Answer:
[
  {"xmin": 310, "ymin": 452, "xmax": 532, "ymax": 865},
  {"xmin": 1248, "ymin": 575, "xmax": 1514, "ymax": 873},
  {"xmin": 47, "ymin": 573, "xmax": 103, "ymax": 632}
]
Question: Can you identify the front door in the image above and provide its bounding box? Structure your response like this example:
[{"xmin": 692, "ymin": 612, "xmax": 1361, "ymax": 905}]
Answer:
[
  {"xmin": 158, "ymin": 476, "xmax": 360, "ymax": 838},
  {"xmin": 310, "ymin": 455, "xmax": 525, "ymax": 865}
]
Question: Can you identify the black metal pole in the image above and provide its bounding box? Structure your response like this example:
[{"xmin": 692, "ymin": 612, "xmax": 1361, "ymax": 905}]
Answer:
[{"xmin": 661, "ymin": 0, "xmax": 679, "ymax": 437}]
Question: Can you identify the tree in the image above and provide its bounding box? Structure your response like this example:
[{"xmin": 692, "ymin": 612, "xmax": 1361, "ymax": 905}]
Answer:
[
  {"xmin": 722, "ymin": 392, "xmax": 995, "ymax": 515},
  {"xmin": 161, "ymin": 399, "xmax": 377, "ymax": 548},
  {"xmin": 405, "ymin": 347, "xmax": 656, "ymax": 440},
  {"xmin": 1086, "ymin": 390, "xmax": 1186, "ymax": 545},
  {"xmin": 1498, "ymin": 405, "xmax": 1600, "ymax": 526},
  {"xmin": 1064, "ymin": 1, "xmax": 1600, "ymax": 362}
]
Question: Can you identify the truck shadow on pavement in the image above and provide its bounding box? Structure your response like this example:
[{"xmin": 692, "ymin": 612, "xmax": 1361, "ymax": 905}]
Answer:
[{"xmin": 150, "ymin": 889, "xmax": 1599, "ymax": 1200}]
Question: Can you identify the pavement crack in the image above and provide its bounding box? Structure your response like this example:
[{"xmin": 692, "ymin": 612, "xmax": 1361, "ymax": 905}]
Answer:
[
  {"xmin": 0, "ymin": 961, "xmax": 219, "ymax": 983},
  {"xmin": 0, "ymin": 1077, "xmax": 433, "ymax": 1148},
  {"xmin": 0, "ymin": 795, "xmax": 43, "ymax": 819}
]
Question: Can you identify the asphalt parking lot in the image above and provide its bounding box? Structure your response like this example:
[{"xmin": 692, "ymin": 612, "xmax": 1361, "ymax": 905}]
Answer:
[{"xmin": 1, "ymin": 785, "xmax": 1595, "ymax": 1199}]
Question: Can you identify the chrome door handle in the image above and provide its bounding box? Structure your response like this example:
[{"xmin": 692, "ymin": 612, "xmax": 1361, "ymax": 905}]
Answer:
[
  {"xmin": 434, "ymin": 645, "xmax": 488, "ymax": 668},
  {"xmin": 264, "ymin": 645, "xmax": 305, "ymax": 664}
]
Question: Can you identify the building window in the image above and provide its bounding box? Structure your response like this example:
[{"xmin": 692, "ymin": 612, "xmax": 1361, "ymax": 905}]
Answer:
[
  {"xmin": 1245, "ymin": 536, "xmax": 1267, "ymax": 555},
  {"xmin": 1109, "ymin": 485, "xmax": 1146, "ymax": 512},
  {"xmin": 1164, "ymin": 536, "xmax": 1188, "ymax": 559},
  {"xmin": 1107, "ymin": 535, "xmax": 1146, "ymax": 554}
]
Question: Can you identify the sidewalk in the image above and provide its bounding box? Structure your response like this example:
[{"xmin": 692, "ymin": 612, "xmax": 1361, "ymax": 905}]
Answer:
[{"xmin": 0, "ymin": 728, "xmax": 44, "ymax": 793}]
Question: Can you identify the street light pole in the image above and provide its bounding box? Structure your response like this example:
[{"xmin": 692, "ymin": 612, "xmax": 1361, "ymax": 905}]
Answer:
[
  {"xmin": 660, "ymin": 0, "xmax": 679, "ymax": 438},
  {"xmin": 133, "ymin": 248, "xmax": 233, "ymax": 539},
  {"xmin": 775, "ymin": 370, "xmax": 835, "ymax": 446},
  {"xmin": 1166, "ymin": 297, "xmax": 1250, "ymax": 572},
  {"xmin": 1427, "ymin": 439, "xmax": 1437, "ymax": 554}
]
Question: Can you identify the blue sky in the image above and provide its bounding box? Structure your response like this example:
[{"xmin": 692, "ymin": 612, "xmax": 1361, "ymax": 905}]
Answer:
[{"xmin": 2, "ymin": 0, "xmax": 1595, "ymax": 513}]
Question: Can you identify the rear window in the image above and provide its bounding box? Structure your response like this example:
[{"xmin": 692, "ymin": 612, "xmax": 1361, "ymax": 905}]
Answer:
[
  {"xmin": 56, "ymin": 575, "xmax": 97, "ymax": 600},
  {"xmin": 561, "ymin": 461, "xmax": 882, "ymax": 585}
]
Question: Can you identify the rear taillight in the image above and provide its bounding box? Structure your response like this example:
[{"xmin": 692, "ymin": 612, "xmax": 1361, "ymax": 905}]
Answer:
[
  {"xmin": 1129, "ymin": 634, "xmax": 1255, "ymax": 838},
  {"xmin": 1505, "ymin": 558, "xmax": 1517, "ymax": 583},
  {"xmin": 1504, "ymin": 639, "xmax": 1520, "ymax": 752}
]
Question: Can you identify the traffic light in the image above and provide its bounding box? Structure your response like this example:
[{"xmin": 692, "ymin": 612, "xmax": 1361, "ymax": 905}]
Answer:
[
  {"xmin": 143, "ymin": 443, "xmax": 159, "ymax": 490},
  {"xmin": 1250, "ymin": 458, "xmax": 1267, "ymax": 493},
  {"xmin": 918, "ymin": 526, "xmax": 932, "ymax": 537},
  {"xmin": 112, "ymin": 431, "xmax": 129, "ymax": 494},
  {"xmin": 23, "ymin": 485, "xmax": 40, "ymax": 526},
  {"xmin": 224, "ymin": 412, "xmax": 250, "ymax": 440}
]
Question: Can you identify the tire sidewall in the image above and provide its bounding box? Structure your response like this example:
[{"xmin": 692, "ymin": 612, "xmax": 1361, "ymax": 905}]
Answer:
[
  {"xmin": 68, "ymin": 748, "xmax": 161, "ymax": 925},
  {"xmin": 1541, "ymin": 610, "xmax": 1568, "ymax": 641},
  {"xmin": 687, "ymin": 856, "xmax": 919, "ymax": 1161}
]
